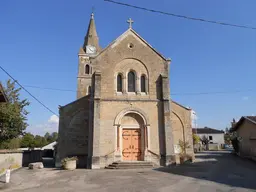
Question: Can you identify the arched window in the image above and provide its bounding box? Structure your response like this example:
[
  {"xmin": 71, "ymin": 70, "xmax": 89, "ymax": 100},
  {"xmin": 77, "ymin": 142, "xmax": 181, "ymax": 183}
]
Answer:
[
  {"xmin": 117, "ymin": 74, "xmax": 122, "ymax": 92},
  {"xmin": 128, "ymin": 71, "xmax": 136, "ymax": 92},
  {"xmin": 85, "ymin": 64, "xmax": 90, "ymax": 74},
  {"xmin": 141, "ymin": 75, "xmax": 146, "ymax": 92}
]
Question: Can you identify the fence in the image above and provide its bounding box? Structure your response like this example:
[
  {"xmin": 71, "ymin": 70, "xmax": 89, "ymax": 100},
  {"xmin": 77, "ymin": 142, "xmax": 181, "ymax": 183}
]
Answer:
[{"xmin": 22, "ymin": 150, "xmax": 43, "ymax": 166}]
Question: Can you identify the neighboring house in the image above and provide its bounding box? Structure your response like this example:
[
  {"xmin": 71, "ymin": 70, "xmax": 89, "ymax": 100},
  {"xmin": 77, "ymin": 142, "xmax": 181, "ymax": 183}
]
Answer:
[
  {"xmin": 0, "ymin": 83, "xmax": 7, "ymax": 103},
  {"xmin": 231, "ymin": 116, "xmax": 256, "ymax": 161},
  {"xmin": 193, "ymin": 127, "xmax": 225, "ymax": 147}
]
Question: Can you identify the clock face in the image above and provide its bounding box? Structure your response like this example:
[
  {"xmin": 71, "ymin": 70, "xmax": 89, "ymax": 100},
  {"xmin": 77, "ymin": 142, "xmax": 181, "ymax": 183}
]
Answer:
[{"xmin": 86, "ymin": 45, "xmax": 96, "ymax": 54}]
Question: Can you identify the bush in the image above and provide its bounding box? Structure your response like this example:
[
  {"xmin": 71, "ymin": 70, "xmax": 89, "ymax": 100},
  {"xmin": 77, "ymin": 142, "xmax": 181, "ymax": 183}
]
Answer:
[{"xmin": 193, "ymin": 134, "xmax": 200, "ymax": 145}]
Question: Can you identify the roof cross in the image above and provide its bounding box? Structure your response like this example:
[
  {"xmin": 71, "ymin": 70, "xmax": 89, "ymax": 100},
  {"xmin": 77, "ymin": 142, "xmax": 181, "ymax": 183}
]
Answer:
[{"xmin": 127, "ymin": 18, "xmax": 134, "ymax": 28}]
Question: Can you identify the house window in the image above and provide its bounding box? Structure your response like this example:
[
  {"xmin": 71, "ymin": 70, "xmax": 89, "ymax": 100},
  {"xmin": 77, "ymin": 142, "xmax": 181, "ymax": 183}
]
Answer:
[
  {"xmin": 140, "ymin": 75, "xmax": 146, "ymax": 92},
  {"xmin": 209, "ymin": 136, "xmax": 213, "ymax": 140},
  {"xmin": 128, "ymin": 71, "xmax": 136, "ymax": 92},
  {"xmin": 85, "ymin": 64, "xmax": 90, "ymax": 74},
  {"xmin": 117, "ymin": 74, "xmax": 122, "ymax": 92}
]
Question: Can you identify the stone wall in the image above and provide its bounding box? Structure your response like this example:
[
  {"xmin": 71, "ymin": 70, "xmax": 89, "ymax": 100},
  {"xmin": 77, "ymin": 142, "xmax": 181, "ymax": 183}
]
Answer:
[
  {"xmin": 171, "ymin": 102, "xmax": 194, "ymax": 158},
  {"xmin": 56, "ymin": 96, "xmax": 91, "ymax": 168},
  {"xmin": 0, "ymin": 150, "xmax": 23, "ymax": 173}
]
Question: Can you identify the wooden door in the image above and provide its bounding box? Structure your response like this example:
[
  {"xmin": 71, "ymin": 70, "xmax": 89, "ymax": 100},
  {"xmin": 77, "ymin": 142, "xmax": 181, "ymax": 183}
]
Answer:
[
  {"xmin": 131, "ymin": 129, "xmax": 142, "ymax": 161},
  {"xmin": 122, "ymin": 129, "xmax": 142, "ymax": 161},
  {"xmin": 122, "ymin": 129, "xmax": 132, "ymax": 161}
]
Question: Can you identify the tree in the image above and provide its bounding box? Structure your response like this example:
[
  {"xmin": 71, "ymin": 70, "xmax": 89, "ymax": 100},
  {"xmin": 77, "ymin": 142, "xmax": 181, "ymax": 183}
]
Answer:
[
  {"xmin": 51, "ymin": 132, "xmax": 58, "ymax": 142},
  {"xmin": 44, "ymin": 132, "xmax": 51, "ymax": 142},
  {"xmin": 0, "ymin": 137, "xmax": 21, "ymax": 149},
  {"xmin": 225, "ymin": 127, "xmax": 229, "ymax": 133},
  {"xmin": 0, "ymin": 80, "xmax": 29, "ymax": 145},
  {"xmin": 193, "ymin": 134, "xmax": 200, "ymax": 145},
  {"xmin": 201, "ymin": 135, "xmax": 209, "ymax": 145},
  {"xmin": 44, "ymin": 132, "xmax": 58, "ymax": 143},
  {"xmin": 34, "ymin": 135, "xmax": 48, "ymax": 147},
  {"xmin": 230, "ymin": 131, "xmax": 241, "ymax": 153},
  {"xmin": 224, "ymin": 133, "xmax": 232, "ymax": 145},
  {"xmin": 20, "ymin": 133, "xmax": 35, "ymax": 148}
]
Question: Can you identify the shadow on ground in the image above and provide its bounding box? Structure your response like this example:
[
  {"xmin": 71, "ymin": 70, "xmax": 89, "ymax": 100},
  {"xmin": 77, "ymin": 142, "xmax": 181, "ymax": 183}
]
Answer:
[
  {"xmin": 42, "ymin": 157, "xmax": 55, "ymax": 168},
  {"xmin": 154, "ymin": 151, "xmax": 256, "ymax": 190}
]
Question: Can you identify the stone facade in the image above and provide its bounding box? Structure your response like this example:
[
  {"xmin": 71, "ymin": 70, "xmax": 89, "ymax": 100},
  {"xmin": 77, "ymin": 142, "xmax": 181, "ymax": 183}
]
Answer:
[{"xmin": 56, "ymin": 14, "xmax": 194, "ymax": 168}]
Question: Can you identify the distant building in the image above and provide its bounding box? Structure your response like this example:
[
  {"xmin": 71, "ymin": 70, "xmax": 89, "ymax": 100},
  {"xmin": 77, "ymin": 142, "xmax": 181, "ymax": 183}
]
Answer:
[
  {"xmin": 193, "ymin": 127, "xmax": 225, "ymax": 147},
  {"xmin": 231, "ymin": 116, "xmax": 256, "ymax": 161}
]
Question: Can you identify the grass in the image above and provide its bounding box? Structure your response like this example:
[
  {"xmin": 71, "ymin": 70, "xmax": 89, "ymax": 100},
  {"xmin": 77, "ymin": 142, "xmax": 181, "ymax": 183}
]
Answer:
[{"xmin": 0, "ymin": 168, "xmax": 6, "ymax": 174}]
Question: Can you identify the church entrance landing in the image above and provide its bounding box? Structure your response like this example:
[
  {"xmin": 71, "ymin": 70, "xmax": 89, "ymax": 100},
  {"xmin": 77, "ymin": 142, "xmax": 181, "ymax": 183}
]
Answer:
[{"xmin": 122, "ymin": 129, "xmax": 142, "ymax": 161}]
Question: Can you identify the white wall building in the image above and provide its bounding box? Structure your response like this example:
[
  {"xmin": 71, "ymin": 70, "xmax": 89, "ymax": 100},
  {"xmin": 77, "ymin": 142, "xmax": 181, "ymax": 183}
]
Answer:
[{"xmin": 193, "ymin": 127, "xmax": 225, "ymax": 146}]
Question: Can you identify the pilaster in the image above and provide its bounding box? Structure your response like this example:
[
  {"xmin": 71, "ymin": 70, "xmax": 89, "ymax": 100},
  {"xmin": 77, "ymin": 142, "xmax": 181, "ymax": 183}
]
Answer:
[
  {"xmin": 161, "ymin": 74, "xmax": 175, "ymax": 166},
  {"xmin": 88, "ymin": 71, "xmax": 101, "ymax": 169}
]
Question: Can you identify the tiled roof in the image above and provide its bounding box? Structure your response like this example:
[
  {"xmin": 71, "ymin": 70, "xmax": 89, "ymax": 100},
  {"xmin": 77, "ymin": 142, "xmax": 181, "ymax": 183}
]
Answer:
[
  {"xmin": 231, "ymin": 116, "xmax": 256, "ymax": 132},
  {"xmin": 193, "ymin": 127, "xmax": 224, "ymax": 134},
  {"xmin": 246, "ymin": 116, "xmax": 256, "ymax": 123}
]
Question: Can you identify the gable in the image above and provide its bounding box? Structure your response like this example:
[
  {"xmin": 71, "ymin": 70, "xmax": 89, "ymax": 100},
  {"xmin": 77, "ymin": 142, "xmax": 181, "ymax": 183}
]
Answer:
[
  {"xmin": 232, "ymin": 116, "xmax": 256, "ymax": 132},
  {"xmin": 97, "ymin": 29, "xmax": 168, "ymax": 61}
]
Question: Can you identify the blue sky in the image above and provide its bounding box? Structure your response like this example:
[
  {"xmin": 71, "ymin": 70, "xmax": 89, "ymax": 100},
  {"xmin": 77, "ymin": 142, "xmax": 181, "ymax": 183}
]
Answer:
[{"xmin": 0, "ymin": 0, "xmax": 255, "ymax": 135}]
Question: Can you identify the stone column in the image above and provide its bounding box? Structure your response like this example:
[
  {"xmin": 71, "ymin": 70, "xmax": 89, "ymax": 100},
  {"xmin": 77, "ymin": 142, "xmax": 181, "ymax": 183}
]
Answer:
[
  {"xmin": 123, "ymin": 77, "xmax": 127, "ymax": 94},
  {"xmin": 114, "ymin": 125, "xmax": 122, "ymax": 162},
  {"xmin": 88, "ymin": 71, "xmax": 101, "ymax": 169},
  {"xmin": 136, "ymin": 76, "xmax": 141, "ymax": 94},
  {"xmin": 161, "ymin": 74, "xmax": 175, "ymax": 166},
  {"xmin": 145, "ymin": 77, "xmax": 149, "ymax": 94}
]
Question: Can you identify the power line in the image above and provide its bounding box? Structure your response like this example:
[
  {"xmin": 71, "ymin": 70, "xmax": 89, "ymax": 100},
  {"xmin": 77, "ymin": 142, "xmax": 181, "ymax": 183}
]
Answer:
[
  {"xmin": 171, "ymin": 89, "xmax": 254, "ymax": 96},
  {"xmin": 0, "ymin": 66, "xmax": 59, "ymax": 116},
  {"xmin": 104, "ymin": 0, "xmax": 256, "ymax": 30},
  {"xmin": 24, "ymin": 85, "xmax": 76, "ymax": 93},
  {"xmin": 22, "ymin": 84, "xmax": 255, "ymax": 96}
]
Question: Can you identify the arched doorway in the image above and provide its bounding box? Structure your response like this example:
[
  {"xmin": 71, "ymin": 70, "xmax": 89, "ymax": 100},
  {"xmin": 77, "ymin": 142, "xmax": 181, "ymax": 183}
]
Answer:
[
  {"xmin": 114, "ymin": 109, "xmax": 149, "ymax": 162},
  {"xmin": 121, "ymin": 113, "xmax": 144, "ymax": 161}
]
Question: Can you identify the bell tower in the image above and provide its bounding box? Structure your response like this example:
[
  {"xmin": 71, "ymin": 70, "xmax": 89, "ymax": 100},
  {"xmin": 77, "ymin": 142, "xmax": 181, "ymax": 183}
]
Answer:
[{"xmin": 77, "ymin": 12, "xmax": 100, "ymax": 99}]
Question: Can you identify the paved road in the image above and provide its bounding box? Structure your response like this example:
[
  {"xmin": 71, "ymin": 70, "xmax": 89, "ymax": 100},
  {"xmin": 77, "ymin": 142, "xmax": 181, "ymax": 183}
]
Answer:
[{"xmin": 1, "ymin": 151, "xmax": 256, "ymax": 192}]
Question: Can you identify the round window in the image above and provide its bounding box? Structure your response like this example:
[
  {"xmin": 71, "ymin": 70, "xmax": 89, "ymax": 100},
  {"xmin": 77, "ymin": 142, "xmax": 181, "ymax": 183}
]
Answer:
[{"xmin": 128, "ymin": 43, "xmax": 134, "ymax": 49}]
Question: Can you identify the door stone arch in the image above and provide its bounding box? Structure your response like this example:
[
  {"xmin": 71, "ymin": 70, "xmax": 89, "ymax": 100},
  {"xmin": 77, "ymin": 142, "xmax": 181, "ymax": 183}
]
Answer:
[{"xmin": 114, "ymin": 108, "xmax": 150, "ymax": 162}]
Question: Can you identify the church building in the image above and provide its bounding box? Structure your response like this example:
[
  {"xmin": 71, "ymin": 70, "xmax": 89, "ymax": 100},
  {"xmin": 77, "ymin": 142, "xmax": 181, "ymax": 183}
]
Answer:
[{"xmin": 56, "ymin": 13, "xmax": 194, "ymax": 169}]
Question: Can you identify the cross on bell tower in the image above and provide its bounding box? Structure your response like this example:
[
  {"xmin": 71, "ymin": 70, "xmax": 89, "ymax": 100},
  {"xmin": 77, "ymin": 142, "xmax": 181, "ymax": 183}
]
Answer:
[{"xmin": 127, "ymin": 18, "xmax": 134, "ymax": 29}]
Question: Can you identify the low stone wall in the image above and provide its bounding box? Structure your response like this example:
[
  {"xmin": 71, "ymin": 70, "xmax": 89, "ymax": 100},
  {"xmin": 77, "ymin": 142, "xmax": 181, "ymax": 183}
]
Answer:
[
  {"xmin": 0, "ymin": 150, "xmax": 23, "ymax": 174},
  {"xmin": 208, "ymin": 143, "xmax": 220, "ymax": 150}
]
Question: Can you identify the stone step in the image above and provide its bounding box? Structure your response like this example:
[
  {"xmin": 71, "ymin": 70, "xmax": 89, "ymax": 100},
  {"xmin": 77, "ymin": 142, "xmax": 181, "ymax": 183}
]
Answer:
[{"xmin": 105, "ymin": 161, "xmax": 154, "ymax": 169}]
